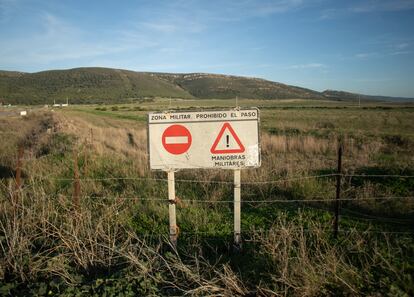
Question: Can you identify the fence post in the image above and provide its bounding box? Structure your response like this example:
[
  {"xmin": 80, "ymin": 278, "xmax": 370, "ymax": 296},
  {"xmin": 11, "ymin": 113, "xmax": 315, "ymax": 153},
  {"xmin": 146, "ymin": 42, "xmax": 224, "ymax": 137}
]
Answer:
[
  {"xmin": 73, "ymin": 150, "xmax": 80, "ymax": 212},
  {"xmin": 167, "ymin": 170, "xmax": 178, "ymax": 248},
  {"xmin": 234, "ymin": 169, "xmax": 242, "ymax": 250},
  {"xmin": 333, "ymin": 140, "xmax": 343, "ymax": 238}
]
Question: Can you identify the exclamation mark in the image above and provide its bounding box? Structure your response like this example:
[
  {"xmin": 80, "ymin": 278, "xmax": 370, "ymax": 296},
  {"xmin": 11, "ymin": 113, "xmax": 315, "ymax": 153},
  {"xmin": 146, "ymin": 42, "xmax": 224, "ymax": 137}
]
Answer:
[{"xmin": 226, "ymin": 135, "xmax": 229, "ymax": 147}]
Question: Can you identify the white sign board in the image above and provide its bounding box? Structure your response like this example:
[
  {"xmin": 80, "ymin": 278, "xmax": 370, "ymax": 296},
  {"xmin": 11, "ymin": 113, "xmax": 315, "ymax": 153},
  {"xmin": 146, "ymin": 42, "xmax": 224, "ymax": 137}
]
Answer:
[{"xmin": 148, "ymin": 108, "xmax": 260, "ymax": 170}]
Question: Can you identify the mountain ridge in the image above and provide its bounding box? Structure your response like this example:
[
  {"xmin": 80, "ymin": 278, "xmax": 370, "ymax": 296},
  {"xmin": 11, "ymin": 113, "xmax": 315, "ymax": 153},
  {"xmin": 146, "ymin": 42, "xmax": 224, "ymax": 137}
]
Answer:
[{"xmin": 0, "ymin": 67, "xmax": 412, "ymax": 104}]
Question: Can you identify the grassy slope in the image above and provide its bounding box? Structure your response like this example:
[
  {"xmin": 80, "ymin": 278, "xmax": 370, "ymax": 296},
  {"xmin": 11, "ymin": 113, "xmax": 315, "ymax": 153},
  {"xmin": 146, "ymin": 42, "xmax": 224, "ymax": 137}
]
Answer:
[
  {"xmin": 0, "ymin": 68, "xmax": 194, "ymax": 104},
  {"xmin": 0, "ymin": 68, "xmax": 325, "ymax": 104},
  {"xmin": 323, "ymin": 89, "xmax": 414, "ymax": 102},
  {"xmin": 0, "ymin": 70, "xmax": 25, "ymax": 77},
  {"xmin": 2, "ymin": 68, "xmax": 413, "ymax": 105},
  {"xmin": 157, "ymin": 73, "xmax": 324, "ymax": 99}
]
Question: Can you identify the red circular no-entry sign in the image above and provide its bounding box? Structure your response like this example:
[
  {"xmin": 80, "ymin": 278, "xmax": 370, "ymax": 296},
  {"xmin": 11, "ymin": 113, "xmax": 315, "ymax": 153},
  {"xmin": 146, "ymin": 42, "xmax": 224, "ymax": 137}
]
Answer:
[{"xmin": 162, "ymin": 124, "xmax": 192, "ymax": 155}]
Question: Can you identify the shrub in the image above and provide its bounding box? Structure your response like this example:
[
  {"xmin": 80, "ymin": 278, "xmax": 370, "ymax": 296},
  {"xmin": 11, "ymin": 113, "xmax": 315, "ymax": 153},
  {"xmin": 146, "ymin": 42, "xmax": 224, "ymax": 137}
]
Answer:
[{"xmin": 383, "ymin": 135, "xmax": 410, "ymax": 148}]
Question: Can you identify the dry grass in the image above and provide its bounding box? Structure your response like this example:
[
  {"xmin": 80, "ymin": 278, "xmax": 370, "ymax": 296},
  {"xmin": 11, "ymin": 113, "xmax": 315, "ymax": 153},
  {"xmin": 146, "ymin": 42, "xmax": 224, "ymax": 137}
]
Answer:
[
  {"xmin": 253, "ymin": 213, "xmax": 407, "ymax": 296},
  {"xmin": 0, "ymin": 184, "xmax": 252, "ymax": 295},
  {"xmin": 54, "ymin": 110, "xmax": 387, "ymax": 183},
  {"xmin": 0, "ymin": 184, "xmax": 408, "ymax": 296},
  {"xmin": 56, "ymin": 112, "xmax": 149, "ymax": 176},
  {"xmin": 261, "ymin": 134, "xmax": 335, "ymax": 155},
  {"xmin": 0, "ymin": 109, "xmax": 413, "ymax": 295}
]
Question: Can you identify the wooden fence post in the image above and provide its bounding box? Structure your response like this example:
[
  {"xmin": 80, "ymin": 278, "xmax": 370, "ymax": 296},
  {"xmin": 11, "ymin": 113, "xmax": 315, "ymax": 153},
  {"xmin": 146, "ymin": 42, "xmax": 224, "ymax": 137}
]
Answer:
[{"xmin": 333, "ymin": 140, "xmax": 343, "ymax": 238}]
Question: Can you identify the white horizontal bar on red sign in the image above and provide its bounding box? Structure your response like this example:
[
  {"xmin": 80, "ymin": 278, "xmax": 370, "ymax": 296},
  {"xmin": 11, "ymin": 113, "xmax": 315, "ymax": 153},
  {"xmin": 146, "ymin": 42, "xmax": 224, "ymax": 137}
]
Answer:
[{"xmin": 165, "ymin": 136, "xmax": 189, "ymax": 144}]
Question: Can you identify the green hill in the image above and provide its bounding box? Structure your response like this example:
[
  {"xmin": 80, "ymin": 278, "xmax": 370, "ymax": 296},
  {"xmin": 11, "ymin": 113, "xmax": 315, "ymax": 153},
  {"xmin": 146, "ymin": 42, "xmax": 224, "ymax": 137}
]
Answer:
[
  {"xmin": 322, "ymin": 90, "xmax": 414, "ymax": 103},
  {"xmin": 0, "ymin": 67, "xmax": 324, "ymax": 104},
  {"xmin": 154, "ymin": 73, "xmax": 323, "ymax": 100},
  {"xmin": 1, "ymin": 67, "xmax": 411, "ymax": 104},
  {"xmin": 0, "ymin": 68, "xmax": 194, "ymax": 105},
  {"xmin": 0, "ymin": 70, "xmax": 26, "ymax": 78}
]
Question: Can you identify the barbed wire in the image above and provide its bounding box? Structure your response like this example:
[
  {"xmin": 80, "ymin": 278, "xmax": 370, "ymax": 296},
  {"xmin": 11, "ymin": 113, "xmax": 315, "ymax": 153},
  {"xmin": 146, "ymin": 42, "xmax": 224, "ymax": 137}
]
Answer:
[
  {"xmin": 18, "ymin": 172, "xmax": 414, "ymax": 185},
  {"xmin": 343, "ymin": 174, "xmax": 414, "ymax": 178},
  {"xmin": 245, "ymin": 229, "xmax": 414, "ymax": 236},
  {"xmin": 100, "ymin": 228, "xmax": 414, "ymax": 237},
  {"xmin": 23, "ymin": 194, "xmax": 413, "ymax": 204},
  {"xmin": 242, "ymin": 174, "xmax": 338, "ymax": 184},
  {"xmin": 240, "ymin": 196, "xmax": 414, "ymax": 203},
  {"xmin": 14, "ymin": 173, "xmax": 333, "ymax": 184}
]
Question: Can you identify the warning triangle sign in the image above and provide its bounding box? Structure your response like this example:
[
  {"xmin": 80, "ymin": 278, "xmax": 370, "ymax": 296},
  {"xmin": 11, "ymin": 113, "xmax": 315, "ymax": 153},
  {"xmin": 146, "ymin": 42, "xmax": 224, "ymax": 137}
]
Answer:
[{"xmin": 210, "ymin": 123, "xmax": 245, "ymax": 154}]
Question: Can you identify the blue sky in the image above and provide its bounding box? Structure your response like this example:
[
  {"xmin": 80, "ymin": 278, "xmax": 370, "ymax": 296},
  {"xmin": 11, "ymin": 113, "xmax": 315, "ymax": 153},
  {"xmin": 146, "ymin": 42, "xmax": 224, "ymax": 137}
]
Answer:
[{"xmin": 1, "ymin": 0, "xmax": 414, "ymax": 97}]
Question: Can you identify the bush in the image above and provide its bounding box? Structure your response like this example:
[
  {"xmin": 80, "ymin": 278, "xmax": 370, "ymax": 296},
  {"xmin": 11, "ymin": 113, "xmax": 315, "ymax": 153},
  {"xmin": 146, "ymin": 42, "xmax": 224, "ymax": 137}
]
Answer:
[{"xmin": 383, "ymin": 135, "xmax": 410, "ymax": 148}]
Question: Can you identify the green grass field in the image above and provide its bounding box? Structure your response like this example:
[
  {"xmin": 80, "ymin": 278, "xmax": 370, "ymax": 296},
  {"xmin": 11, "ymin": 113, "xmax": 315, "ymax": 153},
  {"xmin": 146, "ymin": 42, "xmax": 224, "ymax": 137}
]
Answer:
[{"xmin": 1, "ymin": 99, "xmax": 413, "ymax": 296}]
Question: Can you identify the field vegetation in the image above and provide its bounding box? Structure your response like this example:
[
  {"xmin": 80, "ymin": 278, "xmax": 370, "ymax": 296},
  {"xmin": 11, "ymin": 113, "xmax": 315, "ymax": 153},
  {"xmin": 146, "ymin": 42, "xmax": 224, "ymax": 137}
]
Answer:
[{"xmin": 0, "ymin": 99, "xmax": 413, "ymax": 296}]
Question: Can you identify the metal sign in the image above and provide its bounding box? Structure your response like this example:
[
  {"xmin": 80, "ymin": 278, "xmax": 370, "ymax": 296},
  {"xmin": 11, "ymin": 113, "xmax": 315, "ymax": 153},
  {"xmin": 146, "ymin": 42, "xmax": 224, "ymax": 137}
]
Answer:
[{"xmin": 148, "ymin": 108, "xmax": 260, "ymax": 170}]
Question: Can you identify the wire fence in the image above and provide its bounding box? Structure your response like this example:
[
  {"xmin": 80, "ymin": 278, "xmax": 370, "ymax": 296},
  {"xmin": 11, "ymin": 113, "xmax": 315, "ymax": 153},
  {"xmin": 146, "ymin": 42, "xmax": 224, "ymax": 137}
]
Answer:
[
  {"xmin": 3, "ymin": 142, "xmax": 414, "ymax": 241},
  {"xmin": 5, "ymin": 169, "xmax": 414, "ymax": 208},
  {"xmin": 22, "ymin": 194, "xmax": 413, "ymax": 204},
  {"xmin": 124, "ymin": 228, "xmax": 414, "ymax": 239},
  {"xmin": 12, "ymin": 172, "xmax": 414, "ymax": 183}
]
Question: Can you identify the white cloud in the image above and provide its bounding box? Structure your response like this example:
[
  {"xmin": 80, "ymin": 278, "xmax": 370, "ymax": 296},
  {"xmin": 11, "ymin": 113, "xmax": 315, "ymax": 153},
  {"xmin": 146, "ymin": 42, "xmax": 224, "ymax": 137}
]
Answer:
[
  {"xmin": 390, "ymin": 50, "xmax": 413, "ymax": 56},
  {"xmin": 237, "ymin": 0, "xmax": 305, "ymax": 16},
  {"xmin": 354, "ymin": 52, "xmax": 380, "ymax": 59},
  {"xmin": 353, "ymin": 48, "xmax": 413, "ymax": 59},
  {"xmin": 351, "ymin": 0, "xmax": 414, "ymax": 13},
  {"xmin": 395, "ymin": 42, "xmax": 410, "ymax": 49},
  {"xmin": 319, "ymin": 1, "xmax": 414, "ymax": 20},
  {"xmin": 390, "ymin": 42, "xmax": 413, "ymax": 56},
  {"xmin": 287, "ymin": 63, "xmax": 327, "ymax": 69},
  {"xmin": 0, "ymin": 12, "xmax": 159, "ymax": 66},
  {"xmin": 141, "ymin": 22, "xmax": 178, "ymax": 33},
  {"xmin": 158, "ymin": 47, "xmax": 182, "ymax": 53},
  {"xmin": 168, "ymin": 0, "xmax": 310, "ymax": 23},
  {"xmin": 138, "ymin": 18, "xmax": 205, "ymax": 34},
  {"xmin": 319, "ymin": 8, "xmax": 342, "ymax": 20}
]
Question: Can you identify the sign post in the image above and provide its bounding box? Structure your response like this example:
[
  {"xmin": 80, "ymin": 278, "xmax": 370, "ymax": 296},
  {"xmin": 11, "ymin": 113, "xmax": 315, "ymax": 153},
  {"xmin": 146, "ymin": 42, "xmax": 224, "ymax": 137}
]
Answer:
[
  {"xmin": 234, "ymin": 169, "xmax": 241, "ymax": 248},
  {"xmin": 167, "ymin": 171, "xmax": 178, "ymax": 247},
  {"xmin": 148, "ymin": 108, "xmax": 260, "ymax": 247}
]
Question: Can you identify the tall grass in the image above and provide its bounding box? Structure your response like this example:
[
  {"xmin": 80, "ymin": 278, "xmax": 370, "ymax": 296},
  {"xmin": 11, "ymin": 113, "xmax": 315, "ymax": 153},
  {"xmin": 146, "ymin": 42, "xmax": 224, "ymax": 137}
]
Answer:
[
  {"xmin": 0, "ymin": 109, "xmax": 413, "ymax": 295},
  {"xmin": 1, "ymin": 186, "xmax": 412, "ymax": 295}
]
